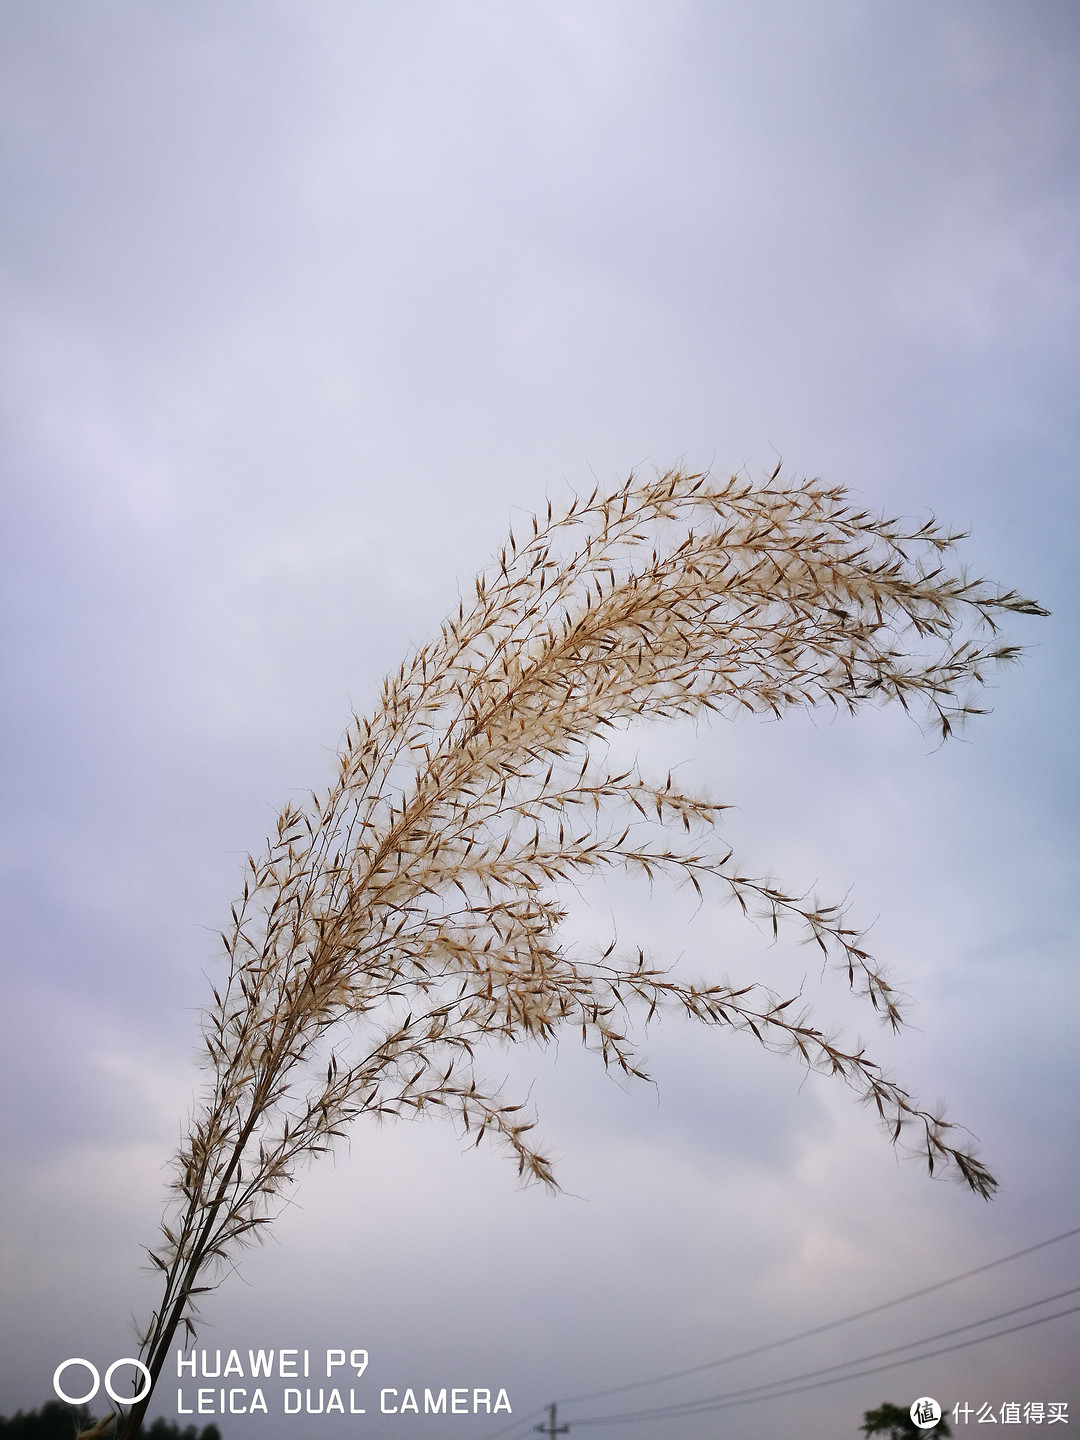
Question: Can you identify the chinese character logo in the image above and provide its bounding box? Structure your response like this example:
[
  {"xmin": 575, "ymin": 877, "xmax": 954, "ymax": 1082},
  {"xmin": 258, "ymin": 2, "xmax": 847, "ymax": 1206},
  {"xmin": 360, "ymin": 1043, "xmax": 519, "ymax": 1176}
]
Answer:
[{"xmin": 912, "ymin": 1397, "xmax": 945, "ymax": 1429}]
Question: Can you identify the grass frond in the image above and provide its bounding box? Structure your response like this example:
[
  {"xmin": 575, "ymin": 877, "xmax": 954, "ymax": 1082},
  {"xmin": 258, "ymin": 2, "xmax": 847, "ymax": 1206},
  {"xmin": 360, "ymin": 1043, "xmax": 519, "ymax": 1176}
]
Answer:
[{"xmin": 118, "ymin": 466, "xmax": 1043, "ymax": 1433}]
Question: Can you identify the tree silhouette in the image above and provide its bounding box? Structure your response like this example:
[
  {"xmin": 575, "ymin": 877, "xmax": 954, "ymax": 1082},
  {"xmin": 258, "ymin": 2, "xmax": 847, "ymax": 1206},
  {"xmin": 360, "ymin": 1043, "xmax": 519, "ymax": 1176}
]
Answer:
[
  {"xmin": 862, "ymin": 1400, "xmax": 952, "ymax": 1437},
  {"xmin": 0, "ymin": 1407, "xmax": 219, "ymax": 1440}
]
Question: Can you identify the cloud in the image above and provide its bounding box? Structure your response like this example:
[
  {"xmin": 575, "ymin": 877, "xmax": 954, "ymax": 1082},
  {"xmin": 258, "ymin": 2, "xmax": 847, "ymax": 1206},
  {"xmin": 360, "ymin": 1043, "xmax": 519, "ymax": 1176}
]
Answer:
[{"xmin": 1, "ymin": 2, "xmax": 1076, "ymax": 1433}]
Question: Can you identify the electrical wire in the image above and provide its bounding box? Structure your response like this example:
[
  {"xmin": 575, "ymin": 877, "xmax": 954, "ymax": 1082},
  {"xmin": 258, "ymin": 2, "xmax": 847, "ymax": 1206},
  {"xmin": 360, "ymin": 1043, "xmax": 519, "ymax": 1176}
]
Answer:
[
  {"xmin": 569, "ymin": 1301, "xmax": 1080, "ymax": 1425},
  {"xmin": 567, "ymin": 1287, "xmax": 1080, "ymax": 1426},
  {"xmin": 557, "ymin": 1222, "xmax": 1080, "ymax": 1406},
  {"xmin": 476, "ymin": 1224, "xmax": 1080, "ymax": 1440}
]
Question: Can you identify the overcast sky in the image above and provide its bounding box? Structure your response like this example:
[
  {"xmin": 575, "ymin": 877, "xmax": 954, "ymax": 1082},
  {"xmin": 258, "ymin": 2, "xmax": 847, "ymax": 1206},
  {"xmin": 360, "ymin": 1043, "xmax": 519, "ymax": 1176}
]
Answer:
[{"xmin": 1, "ymin": 3, "xmax": 1078, "ymax": 1438}]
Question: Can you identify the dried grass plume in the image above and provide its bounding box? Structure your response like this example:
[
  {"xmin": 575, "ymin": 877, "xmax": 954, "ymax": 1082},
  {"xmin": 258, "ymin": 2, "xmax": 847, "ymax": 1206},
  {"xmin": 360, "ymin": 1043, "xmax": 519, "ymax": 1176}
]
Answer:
[{"xmin": 116, "ymin": 466, "xmax": 1046, "ymax": 1431}]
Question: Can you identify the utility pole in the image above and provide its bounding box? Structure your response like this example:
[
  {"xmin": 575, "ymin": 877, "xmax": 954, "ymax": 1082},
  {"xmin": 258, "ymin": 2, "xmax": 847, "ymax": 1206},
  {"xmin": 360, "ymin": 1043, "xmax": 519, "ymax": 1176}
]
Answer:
[{"xmin": 534, "ymin": 1402, "xmax": 569, "ymax": 1439}]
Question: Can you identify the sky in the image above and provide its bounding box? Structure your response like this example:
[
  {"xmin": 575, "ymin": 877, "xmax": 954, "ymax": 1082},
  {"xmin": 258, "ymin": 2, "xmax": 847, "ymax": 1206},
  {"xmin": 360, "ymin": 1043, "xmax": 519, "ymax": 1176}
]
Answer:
[{"xmin": 0, "ymin": 2, "xmax": 1078, "ymax": 1437}]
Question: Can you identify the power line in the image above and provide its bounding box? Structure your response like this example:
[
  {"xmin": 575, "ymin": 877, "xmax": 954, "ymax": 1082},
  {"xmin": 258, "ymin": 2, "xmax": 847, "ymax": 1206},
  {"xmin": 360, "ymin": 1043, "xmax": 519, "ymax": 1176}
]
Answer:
[
  {"xmin": 484, "ymin": 1299, "xmax": 1080, "ymax": 1440},
  {"xmin": 567, "ymin": 1286, "xmax": 1080, "ymax": 1427},
  {"xmin": 477, "ymin": 1225, "xmax": 1080, "ymax": 1440},
  {"xmin": 570, "ymin": 1301, "xmax": 1080, "ymax": 1425},
  {"xmin": 556, "ymin": 1223, "xmax": 1080, "ymax": 1406}
]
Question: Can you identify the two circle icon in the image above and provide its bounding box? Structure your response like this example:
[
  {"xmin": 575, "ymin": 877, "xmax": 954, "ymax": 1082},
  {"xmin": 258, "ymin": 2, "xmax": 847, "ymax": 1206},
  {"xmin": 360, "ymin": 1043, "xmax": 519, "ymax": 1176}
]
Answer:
[{"xmin": 52, "ymin": 1358, "xmax": 151, "ymax": 1406}]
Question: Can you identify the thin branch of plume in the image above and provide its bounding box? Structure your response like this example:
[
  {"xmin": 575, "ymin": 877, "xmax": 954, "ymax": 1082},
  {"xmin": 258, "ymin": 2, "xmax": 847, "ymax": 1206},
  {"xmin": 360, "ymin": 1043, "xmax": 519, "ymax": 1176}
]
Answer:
[{"xmin": 110, "ymin": 466, "xmax": 1047, "ymax": 1433}]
